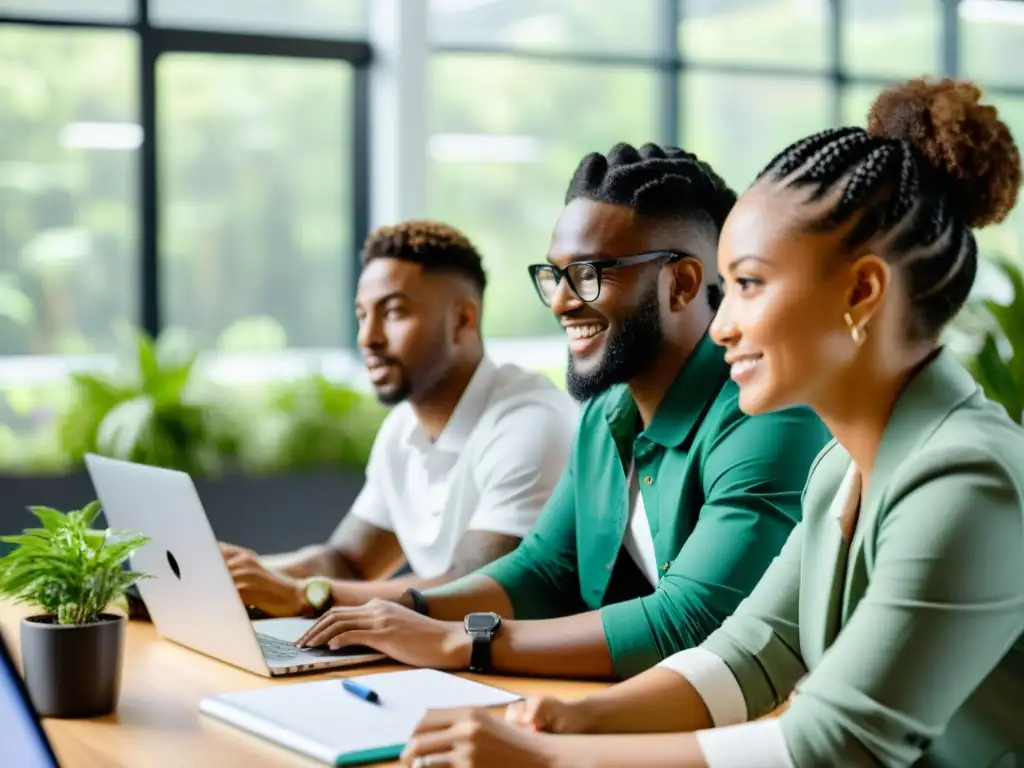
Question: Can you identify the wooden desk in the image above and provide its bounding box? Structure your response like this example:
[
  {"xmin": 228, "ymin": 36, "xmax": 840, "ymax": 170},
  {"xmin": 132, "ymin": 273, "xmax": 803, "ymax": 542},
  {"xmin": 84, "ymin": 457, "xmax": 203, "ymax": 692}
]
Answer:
[{"xmin": 0, "ymin": 602, "xmax": 611, "ymax": 768}]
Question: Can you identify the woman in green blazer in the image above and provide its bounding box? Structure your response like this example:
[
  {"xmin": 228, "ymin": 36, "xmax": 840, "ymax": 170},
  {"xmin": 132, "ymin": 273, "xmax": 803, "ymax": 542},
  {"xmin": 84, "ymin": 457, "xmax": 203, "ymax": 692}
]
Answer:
[{"xmin": 399, "ymin": 78, "xmax": 1024, "ymax": 768}]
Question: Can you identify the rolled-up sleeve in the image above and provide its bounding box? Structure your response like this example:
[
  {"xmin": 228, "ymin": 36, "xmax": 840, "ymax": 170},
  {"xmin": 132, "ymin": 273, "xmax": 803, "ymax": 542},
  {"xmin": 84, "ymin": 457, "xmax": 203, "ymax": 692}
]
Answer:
[
  {"xmin": 599, "ymin": 408, "xmax": 824, "ymax": 678},
  {"xmin": 668, "ymin": 520, "xmax": 807, "ymax": 717},
  {"xmin": 658, "ymin": 524, "xmax": 807, "ymax": 768},
  {"xmin": 472, "ymin": 458, "xmax": 587, "ymax": 620}
]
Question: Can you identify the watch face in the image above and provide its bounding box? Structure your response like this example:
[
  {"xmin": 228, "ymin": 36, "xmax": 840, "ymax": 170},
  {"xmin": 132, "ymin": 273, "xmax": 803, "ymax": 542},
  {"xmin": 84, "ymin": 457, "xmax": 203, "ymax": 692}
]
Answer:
[
  {"xmin": 465, "ymin": 613, "xmax": 499, "ymax": 633},
  {"xmin": 305, "ymin": 580, "xmax": 331, "ymax": 608}
]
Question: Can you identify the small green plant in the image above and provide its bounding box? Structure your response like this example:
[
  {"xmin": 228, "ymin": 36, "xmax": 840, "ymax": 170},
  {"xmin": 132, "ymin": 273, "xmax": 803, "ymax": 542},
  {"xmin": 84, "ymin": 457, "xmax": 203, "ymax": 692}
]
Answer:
[{"xmin": 0, "ymin": 502, "xmax": 150, "ymax": 625}]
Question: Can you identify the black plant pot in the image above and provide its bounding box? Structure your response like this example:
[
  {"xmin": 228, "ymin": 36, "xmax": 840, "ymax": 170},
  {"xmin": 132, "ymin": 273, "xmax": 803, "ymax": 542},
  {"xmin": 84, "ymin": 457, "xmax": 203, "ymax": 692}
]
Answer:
[{"xmin": 20, "ymin": 613, "xmax": 126, "ymax": 718}]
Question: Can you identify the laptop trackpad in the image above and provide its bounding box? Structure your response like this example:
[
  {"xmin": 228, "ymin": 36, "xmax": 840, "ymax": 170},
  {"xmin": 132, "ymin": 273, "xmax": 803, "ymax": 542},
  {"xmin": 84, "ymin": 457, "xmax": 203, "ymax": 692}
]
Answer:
[{"xmin": 252, "ymin": 617, "xmax": 381, "ymax": 657}]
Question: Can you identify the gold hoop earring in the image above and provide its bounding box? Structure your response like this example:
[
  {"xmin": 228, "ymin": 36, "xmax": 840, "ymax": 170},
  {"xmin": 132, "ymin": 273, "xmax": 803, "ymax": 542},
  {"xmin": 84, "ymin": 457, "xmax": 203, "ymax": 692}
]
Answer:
[{"xmin": 844, "ymin": 312, "xmax": 864, "ymax": 345}]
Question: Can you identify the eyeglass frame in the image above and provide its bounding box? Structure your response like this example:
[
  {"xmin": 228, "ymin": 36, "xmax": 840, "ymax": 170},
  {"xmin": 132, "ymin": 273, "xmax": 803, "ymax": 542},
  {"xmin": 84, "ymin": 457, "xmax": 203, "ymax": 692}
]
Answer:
[{"xmin": 526, "ymin": 249, "xmax": 693, "ymax": 306}]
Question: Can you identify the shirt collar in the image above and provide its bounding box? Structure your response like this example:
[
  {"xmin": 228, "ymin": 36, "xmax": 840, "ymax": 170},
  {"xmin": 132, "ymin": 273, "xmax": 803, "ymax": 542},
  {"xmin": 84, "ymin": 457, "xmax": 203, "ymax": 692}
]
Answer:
[
  {"xmin": 605, "ymin": 332, "xmax": 731, "ymax": 449},
  {"xmin": 864, "ymin": 346, "xmax": 980, "ymax": 512},
  {"xmin": 405, "ymin": 356, "xmax": 499, "ymax": 453}
]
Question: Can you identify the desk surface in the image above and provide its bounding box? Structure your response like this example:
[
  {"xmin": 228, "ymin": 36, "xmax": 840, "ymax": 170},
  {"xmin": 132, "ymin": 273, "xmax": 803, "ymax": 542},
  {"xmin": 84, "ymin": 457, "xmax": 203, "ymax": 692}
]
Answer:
[{"xmin": 0, "ymin": 602, "xmax": 611, "ymax": 768}]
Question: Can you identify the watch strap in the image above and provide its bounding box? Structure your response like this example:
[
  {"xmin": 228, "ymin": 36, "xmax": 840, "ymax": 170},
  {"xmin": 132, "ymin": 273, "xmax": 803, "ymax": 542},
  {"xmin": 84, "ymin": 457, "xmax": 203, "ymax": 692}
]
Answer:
[
  {"xmin": 402, "ymin": 588, "xmax": 430, "ymax": 617},
  {"xmin": 469, "ymin": 633, "xmax": 493, "ymax": 674}
]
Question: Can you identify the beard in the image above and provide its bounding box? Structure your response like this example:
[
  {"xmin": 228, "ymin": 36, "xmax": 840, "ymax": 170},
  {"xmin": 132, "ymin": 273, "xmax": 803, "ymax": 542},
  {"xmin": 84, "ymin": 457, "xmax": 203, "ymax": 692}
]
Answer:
[
  {"xmin": 369, "ymin": 359, "xmax": 412, "ymax": 406},
  {"xmin": 565, "ymin": 282, "xmax": 663, "ymax": 402},
  {"xmin": 375, "ymin": 379, "xmax": 411, "ymax": 406}
]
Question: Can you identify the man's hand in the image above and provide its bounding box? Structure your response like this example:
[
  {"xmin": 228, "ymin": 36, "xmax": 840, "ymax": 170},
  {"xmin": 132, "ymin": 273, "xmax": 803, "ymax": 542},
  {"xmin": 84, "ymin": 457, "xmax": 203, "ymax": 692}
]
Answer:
[
  {"xmin": 504, "ymin": 695, "xmax": 592, "ymax": 734},
  {"xmin": 294, "ymin": 599, "xmax": 471, "ymax": 669},
  {"xmin": 220, "ymin": 543, "xmax": 305, "ymax": 618},
  {"xmin": 401, "ymin": 708, "xmax": 562, "ymax": 768}
]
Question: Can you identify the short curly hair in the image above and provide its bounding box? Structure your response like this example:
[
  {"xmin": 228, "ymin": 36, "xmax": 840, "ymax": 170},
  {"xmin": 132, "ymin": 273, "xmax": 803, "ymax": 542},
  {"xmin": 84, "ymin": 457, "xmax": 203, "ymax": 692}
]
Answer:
[
  {"xmin": 758, "ymin": 77, "xmax": 1021, "ymax": 340},
  {"xmin": 361, "ymin": 220, "xmax": 487, "ymax": 294}
]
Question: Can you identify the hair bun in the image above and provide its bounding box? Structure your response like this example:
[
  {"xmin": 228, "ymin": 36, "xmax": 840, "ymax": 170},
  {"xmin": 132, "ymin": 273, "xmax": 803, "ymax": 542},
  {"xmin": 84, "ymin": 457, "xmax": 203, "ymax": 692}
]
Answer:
[{"xmin": 866, "ymin": 77, "xmax": 1021, "ymax": 228}]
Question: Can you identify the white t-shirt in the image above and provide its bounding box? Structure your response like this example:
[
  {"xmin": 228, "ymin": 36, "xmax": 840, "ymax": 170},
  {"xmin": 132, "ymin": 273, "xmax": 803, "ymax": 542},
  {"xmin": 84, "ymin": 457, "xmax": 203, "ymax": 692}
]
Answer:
[
  {"xmin": 333, "ymin": 357, "xmax": 579, "ymax": 578},
  {"xmin": 622, "ymin": 462, "xmax": 660, "ymax": 587}
]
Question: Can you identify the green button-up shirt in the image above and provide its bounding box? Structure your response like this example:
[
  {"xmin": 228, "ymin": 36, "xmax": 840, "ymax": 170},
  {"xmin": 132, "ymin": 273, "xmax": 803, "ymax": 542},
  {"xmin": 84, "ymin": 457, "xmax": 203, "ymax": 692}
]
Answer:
[{"xmin": 476, "ymin": 334, "xmax": 832, "ymax": 678}]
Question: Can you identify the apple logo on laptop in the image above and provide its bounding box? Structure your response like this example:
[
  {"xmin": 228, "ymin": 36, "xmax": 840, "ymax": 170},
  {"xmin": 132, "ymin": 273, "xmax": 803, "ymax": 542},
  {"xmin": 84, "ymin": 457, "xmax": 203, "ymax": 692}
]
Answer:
[{"xmin": 166, "ymin": 551, "xmax": 182, "ymax": 580}]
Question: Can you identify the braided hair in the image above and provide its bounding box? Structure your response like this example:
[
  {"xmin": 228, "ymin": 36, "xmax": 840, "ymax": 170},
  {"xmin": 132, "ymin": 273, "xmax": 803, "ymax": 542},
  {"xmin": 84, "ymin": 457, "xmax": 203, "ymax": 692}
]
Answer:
[
  {"xmin": 758, "ymin": 78, "xmax": 1021, "ymax": 341},
  {"xmin": 565, "ymin": 142, "xmax": 738, "ymax": 309}
]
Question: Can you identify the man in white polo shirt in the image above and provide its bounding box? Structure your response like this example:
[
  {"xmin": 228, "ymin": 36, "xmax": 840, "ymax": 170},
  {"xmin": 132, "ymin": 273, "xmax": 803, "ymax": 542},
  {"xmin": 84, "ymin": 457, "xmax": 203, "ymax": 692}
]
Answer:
[{"xmin": 219, "ymin": 220, "xmax": 578, "ymax": 618}]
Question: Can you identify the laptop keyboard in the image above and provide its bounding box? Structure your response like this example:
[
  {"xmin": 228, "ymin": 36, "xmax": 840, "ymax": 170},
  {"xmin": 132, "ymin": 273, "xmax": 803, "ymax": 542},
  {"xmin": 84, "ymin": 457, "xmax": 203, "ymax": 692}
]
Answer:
[{"xmin": 256, "ymin": 632, "xmax": 334, "ymax": 661}]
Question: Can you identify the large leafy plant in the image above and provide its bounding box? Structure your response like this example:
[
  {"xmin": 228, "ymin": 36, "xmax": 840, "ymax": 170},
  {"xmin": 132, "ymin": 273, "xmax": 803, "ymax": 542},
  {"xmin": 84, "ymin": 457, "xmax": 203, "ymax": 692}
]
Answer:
[
  {"xmin": 237, "ymin": 374, "xmax": 386, "ymax": 474},
  {"xmin": 0, "ymin": 502, "xmax": 150, "ymax": 625},
  {"xmin": 961, "ymin": 256, "xmax": 1024, "ymax": 424},
  {"xmin": 57, "ymin": 327, "xmax": 234, "ymax": 474}
]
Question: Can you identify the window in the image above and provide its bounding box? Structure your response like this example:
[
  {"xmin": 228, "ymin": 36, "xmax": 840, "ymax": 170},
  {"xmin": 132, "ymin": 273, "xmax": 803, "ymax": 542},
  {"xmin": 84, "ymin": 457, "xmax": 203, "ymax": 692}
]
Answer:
[
  {"xmin": 682, "ymin": 73, "xmax": 831, "ymax": 192},
  {"xmin": 428, "ymin": 55, "xmax": 659, "ymax": 338},
  {"xmin": 840, "ymin": 83, "xmax": 889, "ymax": 126},
  {"xmin": 429, "ymin": 0, "xmax": 660, "ymax": 57},
  {"xmin": 0, "ymin": 26, "xmax": 138, "ymax": 355},
  {"xmin": 158, "ymin": 54, "xmax": 354, "ymax": 349},
  {"xmin": 0, "ymin": 0, "xmax": 132, "ymax": 22},
  {"xmin": 679, "ymin": 0, "xmax": 830, "ymax": 68},
  {"xmin": 960, "ymin": 0, "xmax": 1024, "ymax": 88},
  {"xmin": 842, "ymin": 0, "xmax": 940, "ymax": 77},
  {"xmin": 150, "ymin": 0, "xmax": 367, "ymax": 39}
]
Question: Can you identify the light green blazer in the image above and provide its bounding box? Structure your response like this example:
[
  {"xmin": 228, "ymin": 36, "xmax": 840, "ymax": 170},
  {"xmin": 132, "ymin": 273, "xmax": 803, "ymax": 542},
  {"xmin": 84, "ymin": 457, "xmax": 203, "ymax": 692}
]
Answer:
[{"xmin": 701, "ymin": 348, "xmax": 1024, "ymax": 767}]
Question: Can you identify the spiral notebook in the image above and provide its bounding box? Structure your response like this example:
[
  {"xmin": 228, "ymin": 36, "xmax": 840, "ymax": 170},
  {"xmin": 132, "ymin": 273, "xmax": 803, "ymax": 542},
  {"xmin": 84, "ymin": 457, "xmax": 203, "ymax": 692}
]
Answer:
[{"xmin": 199, "ymin": 668, "xmax": 521, "ymax": 766}]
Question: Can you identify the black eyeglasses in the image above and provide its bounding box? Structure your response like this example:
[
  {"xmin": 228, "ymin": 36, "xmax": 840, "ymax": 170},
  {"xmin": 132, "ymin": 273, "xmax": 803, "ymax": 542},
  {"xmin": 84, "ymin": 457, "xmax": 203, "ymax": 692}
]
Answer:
[{"xmin": 527, "ymin": 250, "xmax": 689, "ymax": 306}]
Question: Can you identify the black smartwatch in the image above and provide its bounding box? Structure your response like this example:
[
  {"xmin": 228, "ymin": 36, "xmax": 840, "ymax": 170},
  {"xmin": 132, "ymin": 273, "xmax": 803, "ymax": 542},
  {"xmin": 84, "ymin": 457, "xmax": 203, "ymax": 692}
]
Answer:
[
  {"xmin": 464, "ymin": 612, "xmax": 502, "ymax": 674},
  {"xmin": 402, "ymin": 588, "xmax": 430, "ymax": 617}
]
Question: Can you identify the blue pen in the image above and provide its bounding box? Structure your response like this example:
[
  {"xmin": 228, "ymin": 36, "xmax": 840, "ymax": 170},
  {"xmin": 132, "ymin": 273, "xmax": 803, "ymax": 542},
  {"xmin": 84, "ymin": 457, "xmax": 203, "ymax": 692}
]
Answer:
[{"xmin": 342, "ymin": 678, "xmax": 381, "ymax": 705}]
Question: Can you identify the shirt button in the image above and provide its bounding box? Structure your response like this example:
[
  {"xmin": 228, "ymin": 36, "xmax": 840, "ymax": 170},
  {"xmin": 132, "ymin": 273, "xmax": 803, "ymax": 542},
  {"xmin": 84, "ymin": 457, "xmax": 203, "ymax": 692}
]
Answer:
[{"xmin": 643, "ymin": 476, "xmax": 654, "ymax": 485}]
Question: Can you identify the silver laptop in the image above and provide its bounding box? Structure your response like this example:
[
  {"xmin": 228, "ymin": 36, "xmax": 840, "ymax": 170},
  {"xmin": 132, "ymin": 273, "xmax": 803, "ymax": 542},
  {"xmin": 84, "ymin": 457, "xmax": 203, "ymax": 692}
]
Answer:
[{"xmin": 83, "ymin": 453, "xmax": 386, "ymax": 677}]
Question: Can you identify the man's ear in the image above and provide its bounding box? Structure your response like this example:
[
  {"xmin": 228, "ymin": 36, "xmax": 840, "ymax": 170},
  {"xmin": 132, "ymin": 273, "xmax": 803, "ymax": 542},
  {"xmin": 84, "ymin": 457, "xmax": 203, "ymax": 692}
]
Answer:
[
  {"xmin": 845, "ymin": 253, "xmax": 890, "ymax": 330},
  {"xmin": 453, "ymin": 297, "xmax": 481, "ymax": 342},
  {"xmin": 667, "ymin": 257, "xmax": 704, "ymax": 312}
]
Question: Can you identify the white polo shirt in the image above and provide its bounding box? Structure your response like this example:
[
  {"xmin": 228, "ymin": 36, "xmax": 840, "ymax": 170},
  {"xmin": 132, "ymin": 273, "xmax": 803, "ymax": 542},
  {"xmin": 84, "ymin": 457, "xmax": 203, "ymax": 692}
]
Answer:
[{"xmin": 333, "ymin": 357, "xmax": 579, "ymax": 578}]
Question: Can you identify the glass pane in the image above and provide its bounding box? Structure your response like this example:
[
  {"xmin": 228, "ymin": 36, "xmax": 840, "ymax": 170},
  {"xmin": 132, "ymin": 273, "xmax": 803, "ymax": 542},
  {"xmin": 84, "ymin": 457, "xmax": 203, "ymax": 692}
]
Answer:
[
  {"xmin": 151, "ymin": 0, "xmax": 367, "ymax": 39},
  {"xmin": 961, "ymin": 0, "xmax": 1024, "ymax": 88},
  {"xmin": 840, "ymin": 83, "xmax": 891, "ymax": 127},
  {"xmin": 682, "ymin": 73, "xmax": 832, "ymax": 193},
  {"xmin": 0, "ymin": 0, "xmax": 132, "ymax": 22},
  {"xmin": 679, "ymin": 0, "xmax": 829, "ymax": 68},
  {"xmin": 158, "ymin": 54, "xmax": 353, "ymax": 349},
  {"xmin": 429, "ymin": 55, "xmax": 659, "ymax": 339},
  {"xmin": 0, "ymin": 27, "xmax": 138, "ymax": 355},
  {"xmin": 842, "ymin": 0, "xmax": 940, "ymax": 77},
  {"xmin": 974, "ymin": 95, "xmax": 1024, "ymax": 267},
  {"xmin": 430, "ymin": 0, "xmax": 660, "ymax": 56}
]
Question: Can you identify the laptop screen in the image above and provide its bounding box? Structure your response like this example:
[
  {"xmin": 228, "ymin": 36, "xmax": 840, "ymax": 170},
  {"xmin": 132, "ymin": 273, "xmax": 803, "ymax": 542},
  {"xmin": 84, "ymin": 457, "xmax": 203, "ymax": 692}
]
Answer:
[{"xmin": 0, "ymin": 633, "xmax": 61, "ymax": 768}]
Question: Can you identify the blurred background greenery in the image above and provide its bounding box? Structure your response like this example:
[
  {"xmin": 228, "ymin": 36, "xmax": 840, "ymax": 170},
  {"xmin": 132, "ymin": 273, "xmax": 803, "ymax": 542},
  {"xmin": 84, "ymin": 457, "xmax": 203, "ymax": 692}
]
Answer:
[{"xmin": 1, "ymin": 0, "xmax": 1023, "ymax": 477}]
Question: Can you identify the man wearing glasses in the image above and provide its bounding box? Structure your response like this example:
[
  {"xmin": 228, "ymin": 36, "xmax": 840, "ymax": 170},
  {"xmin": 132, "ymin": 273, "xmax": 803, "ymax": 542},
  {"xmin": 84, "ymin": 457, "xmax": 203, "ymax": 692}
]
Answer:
[{"xmin": 295, "ymin": 143, "xmax": 831, "ymax": 681}]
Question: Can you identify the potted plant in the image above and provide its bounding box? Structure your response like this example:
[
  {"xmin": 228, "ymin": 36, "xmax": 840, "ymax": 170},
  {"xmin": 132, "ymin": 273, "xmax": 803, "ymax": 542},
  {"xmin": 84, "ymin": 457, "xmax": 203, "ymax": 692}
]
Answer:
[{"xmin": 0, "ymin": 501, "xmax": 150, "ymax": 718}]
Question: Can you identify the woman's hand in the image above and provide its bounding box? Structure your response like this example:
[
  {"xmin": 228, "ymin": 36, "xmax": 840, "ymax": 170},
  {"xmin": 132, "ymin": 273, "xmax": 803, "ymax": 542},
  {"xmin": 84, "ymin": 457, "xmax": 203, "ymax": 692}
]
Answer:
[
  {"xmin": 505, "ymin": 696, "xmax": 593, "ymax": 734},
  {"xmin": 401, "ymin": 708, "xmax": 565, "ymax": 768}
]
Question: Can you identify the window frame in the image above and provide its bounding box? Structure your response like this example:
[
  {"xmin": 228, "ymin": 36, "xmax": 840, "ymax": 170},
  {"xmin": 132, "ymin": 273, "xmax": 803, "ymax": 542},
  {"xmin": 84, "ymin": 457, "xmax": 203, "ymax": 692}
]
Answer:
[{"xmin": 0, "ymin": 0, "xmax": 372, "ymax": 347}]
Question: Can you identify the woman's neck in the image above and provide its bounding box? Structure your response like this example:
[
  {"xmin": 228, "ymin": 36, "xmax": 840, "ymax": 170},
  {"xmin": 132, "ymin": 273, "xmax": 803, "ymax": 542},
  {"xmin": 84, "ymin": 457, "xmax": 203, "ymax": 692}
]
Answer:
[{"xmin": 810, "ymin": 345, "xmax": 938, "ymax": 494}]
